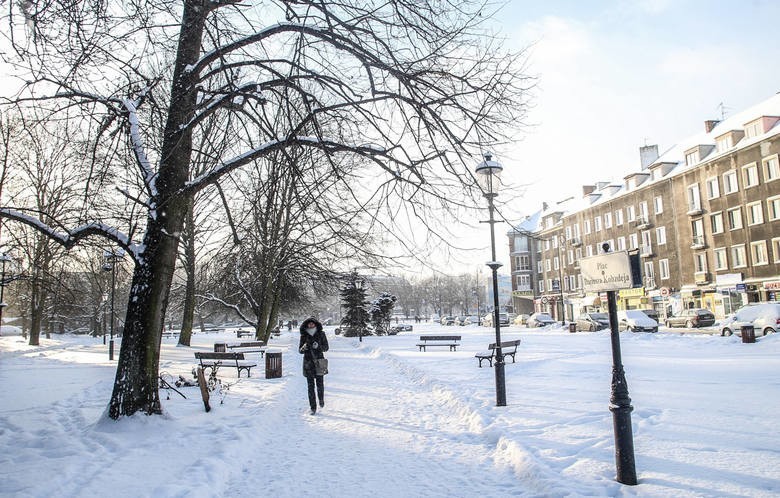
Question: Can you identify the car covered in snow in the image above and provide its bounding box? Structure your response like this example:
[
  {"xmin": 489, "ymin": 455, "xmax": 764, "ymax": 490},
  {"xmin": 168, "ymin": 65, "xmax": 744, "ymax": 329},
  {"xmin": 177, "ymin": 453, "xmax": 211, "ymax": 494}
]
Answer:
[
  {"xmin": 617, "ymin": 310, "xmax": 658, "ymax": 333},
  {"xmin": 527, "ymin": 312, "xmax": 556, "ymax": 328}
]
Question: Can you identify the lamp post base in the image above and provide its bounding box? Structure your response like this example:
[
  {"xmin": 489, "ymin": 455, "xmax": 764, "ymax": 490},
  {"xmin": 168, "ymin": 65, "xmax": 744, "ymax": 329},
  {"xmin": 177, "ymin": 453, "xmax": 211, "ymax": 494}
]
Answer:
[
  {"xmin": 494, "ymin": 357, "xmax": 507, "ymax": 406},
  {"xmin": 109, "ymin": 339, "xmax": 114, "ymax": 361}
]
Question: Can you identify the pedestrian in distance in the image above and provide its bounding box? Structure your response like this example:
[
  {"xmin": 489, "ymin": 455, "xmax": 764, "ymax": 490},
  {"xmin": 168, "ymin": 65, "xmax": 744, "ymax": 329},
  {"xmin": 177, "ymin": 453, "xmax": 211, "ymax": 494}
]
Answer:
[{"xmin": 299, "ymin": 318, "xmax": 329, "ymax": 415}]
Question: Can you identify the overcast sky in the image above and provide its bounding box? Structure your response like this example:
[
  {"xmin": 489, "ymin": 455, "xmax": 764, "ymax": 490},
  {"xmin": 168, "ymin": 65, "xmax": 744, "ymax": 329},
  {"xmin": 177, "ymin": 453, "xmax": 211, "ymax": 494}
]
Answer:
[{"xmin": 435, "ymin": 0, "xmax": 780, "ymax": 277}]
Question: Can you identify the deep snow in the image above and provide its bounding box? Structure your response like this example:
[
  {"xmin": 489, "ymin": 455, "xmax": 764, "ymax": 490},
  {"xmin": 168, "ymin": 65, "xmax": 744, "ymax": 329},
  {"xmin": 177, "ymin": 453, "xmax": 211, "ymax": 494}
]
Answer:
[{"xmin": 1, "ymin": 323, "xmax": 779, "ymax": 497}]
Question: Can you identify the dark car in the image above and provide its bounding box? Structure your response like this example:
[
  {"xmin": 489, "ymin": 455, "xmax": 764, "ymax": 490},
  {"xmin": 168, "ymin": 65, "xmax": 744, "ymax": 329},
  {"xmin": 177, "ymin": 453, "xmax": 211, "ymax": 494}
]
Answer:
[
  {"xmin": 665, "ymin": 308, "xmax": 716, "ymax": 328},
  {"xmin": 575, "ymin": 312, "xmax": 610, "ymax": 332},
  {"xmin": 639, "ymin": 309, "xmax": 659, "ymax": 323},
  {"xmin": 389, "ymin": 323, "xmax": 413, "ymax": 334}
]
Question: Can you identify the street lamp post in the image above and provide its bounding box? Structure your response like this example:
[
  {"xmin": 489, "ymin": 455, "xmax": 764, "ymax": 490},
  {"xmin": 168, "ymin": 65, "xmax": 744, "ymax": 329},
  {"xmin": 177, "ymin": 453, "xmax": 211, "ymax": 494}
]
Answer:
[
  {"xmin": 557, "ymin": 235, "xmax": 566, "ymax": 326},
  {"xmin": 0, "ymin": 252, "xmax": 12, "ymax": 334},
  {"xmin": 475, "ymin": 152, "xmax": 507, "ymax": 407},
  {"xmin": 103, "ymin": 249, "xmax": 124, "ymax": 361}
]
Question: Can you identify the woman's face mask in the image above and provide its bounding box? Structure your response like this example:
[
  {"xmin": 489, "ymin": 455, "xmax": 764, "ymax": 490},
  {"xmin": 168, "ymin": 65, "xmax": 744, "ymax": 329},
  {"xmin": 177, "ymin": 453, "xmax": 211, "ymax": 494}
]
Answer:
[{"xmin": 306, "ymin": 327, "xmax": 317, "ymax": 336}]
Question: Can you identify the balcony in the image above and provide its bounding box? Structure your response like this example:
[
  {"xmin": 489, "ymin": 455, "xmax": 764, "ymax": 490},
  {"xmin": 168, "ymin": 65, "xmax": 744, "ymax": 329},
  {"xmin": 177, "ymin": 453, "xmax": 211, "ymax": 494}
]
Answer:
[
  {"xmin": 644, "ymin": 276, "xmax": 657, "ymax": 290},
  {"xmin": 694, "ymin": 271, "xmax": 711, "ymax": 285},
  {"xmin": 686, "ymin": 203, "xmax": 703, "ymax": 216},
  {"xmin": 634, "ymin": 216, "xmax": 652, "ymax": 230},
  {"xmin": 690, "ymin": 235, "xmax": 707, "ymax": 250},
  {"xmin": 570, "ymin": 237, "xmax": 582, "ymax": 247},
  {"xmin": 640, "ymin": 244, "xmax": 654, "ymax": 257}
]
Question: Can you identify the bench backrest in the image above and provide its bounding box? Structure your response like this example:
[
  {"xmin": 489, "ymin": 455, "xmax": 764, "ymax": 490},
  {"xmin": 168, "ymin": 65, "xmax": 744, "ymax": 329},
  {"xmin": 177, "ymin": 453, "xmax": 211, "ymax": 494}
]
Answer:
[
  {"xmin": 231, "ymin": 341, "xmax": 265, "ymax": 348},
  {"xmin": 195, "ymin": 352, "xmax": 245, "ymax": 360},
  {"xmin": 489, "ymin": 339, "xmax": 522, "ymax": 350},
  {"xmin": 419, "ymin": 335, "xmax": 461, "ymax": 341}
]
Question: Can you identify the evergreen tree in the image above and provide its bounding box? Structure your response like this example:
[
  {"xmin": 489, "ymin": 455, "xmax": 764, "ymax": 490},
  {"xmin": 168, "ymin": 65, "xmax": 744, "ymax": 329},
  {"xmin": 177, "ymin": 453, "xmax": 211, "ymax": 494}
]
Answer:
[
  {"xmin": 339, "ymin": 271, "xmax": 370, "ymax": 338},
  {"xmin": 370, "ymin": 292, "xmax": 397, "ymax": 335}
]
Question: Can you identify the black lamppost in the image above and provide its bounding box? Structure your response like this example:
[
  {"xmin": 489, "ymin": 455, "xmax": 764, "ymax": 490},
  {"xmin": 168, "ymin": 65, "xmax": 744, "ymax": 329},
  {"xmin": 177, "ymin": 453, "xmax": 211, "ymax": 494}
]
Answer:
[
  {"xmin": 0, "ymin": 252, "xmax": 12, "ymax": 333},
  {"xmin": 475, "ymin": 152, "xmax": 507, "ymax": 407},
  {"xmin": 557, "ymin": 235, "xmax": 566, "ymax": 326},
  {"xmin": 102, "ymin": 249, "xmax": 124, "ymax": 360}
]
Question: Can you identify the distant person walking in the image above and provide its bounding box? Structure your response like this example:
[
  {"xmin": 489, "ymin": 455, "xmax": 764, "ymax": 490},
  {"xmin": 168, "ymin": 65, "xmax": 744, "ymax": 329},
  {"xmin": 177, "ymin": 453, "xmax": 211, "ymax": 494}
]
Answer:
[{"xmin": 299, "ymin": 318, "xmax": 329, "ymax": 414}]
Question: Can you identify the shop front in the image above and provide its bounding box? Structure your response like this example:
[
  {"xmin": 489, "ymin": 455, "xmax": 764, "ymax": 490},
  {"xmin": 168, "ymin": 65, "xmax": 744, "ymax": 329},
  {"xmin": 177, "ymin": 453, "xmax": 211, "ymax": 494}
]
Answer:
[{"xmin": 618, "ymin": 287, "xmax": 646, "ymax": 311}]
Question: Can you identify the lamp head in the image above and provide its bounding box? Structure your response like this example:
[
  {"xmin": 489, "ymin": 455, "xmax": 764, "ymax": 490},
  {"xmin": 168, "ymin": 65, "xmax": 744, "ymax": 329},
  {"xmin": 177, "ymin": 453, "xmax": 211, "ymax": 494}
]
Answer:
[{"xmin": 474, "ymin": 152, "xmax": 503, "ymax": 196}]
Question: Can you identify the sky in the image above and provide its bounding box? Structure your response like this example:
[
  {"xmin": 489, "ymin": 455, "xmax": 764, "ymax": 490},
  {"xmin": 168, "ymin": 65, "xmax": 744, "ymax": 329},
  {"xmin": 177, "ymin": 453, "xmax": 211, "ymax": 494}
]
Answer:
[
  {"xmin": 429, "ymin": 0, "xmax": 780, "ymax": 276},
  {"xmin": 3, "ymin": 1, "xmax": 779, "ymax": 279},
  {"xmin": 2, "ymin": 323, "xmax": 779, "ymax": 497}
]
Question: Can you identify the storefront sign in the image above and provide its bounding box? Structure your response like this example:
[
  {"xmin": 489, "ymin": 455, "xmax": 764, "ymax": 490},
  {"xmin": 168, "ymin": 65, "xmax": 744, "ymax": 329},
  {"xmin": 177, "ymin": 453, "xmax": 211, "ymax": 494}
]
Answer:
[
  {"xmin": 580, "ymin": 252, "xmax": 634, "ymax": 292},
  {"xmin": 512, "ymin": 290, "xmax": 534, "ymax": 297},
  {"xmin": 764, "ymin": 281, "xmax": 780, "ymax": 291},
  {"xmin": 618, "ymin": 287, "xmax": 645, "ymax": 298}
]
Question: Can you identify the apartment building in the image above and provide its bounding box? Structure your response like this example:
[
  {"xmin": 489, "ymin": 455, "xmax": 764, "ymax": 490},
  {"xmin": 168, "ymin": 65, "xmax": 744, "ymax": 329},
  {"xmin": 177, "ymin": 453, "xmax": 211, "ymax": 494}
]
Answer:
[{"xmin": 508, "ymin": 93, "xmax": 780, "ymax": 320}]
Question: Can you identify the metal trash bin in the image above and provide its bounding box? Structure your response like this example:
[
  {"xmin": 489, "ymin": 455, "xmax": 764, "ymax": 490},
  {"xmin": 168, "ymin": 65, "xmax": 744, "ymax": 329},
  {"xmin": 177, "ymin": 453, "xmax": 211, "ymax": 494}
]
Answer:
[
  {"xmin": 265, "ymin": 351, "xmax": 282, "ymax": 379},
  {"xmin": 741, "ymin": 325, "xmax": 756, "ymax": 343},
  {"xmin": 569, "ymin": 323, "xmax": 577, "ymax": 333},
  {"xmin": 214, "ymin": 342, "xmax": 226, "ymax": 352}
]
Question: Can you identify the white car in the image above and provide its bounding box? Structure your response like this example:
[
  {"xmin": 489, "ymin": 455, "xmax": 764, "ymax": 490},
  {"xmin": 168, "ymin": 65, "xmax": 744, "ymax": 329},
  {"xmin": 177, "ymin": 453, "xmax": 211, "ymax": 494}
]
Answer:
[
  {"xmin": 720, "ymin": 303, "xmax": 780, "ymax": 337},
  {"xmin": 527, "ymin": 312, "xmax": 556, "ymax": 328},
  {"xmin": 617, "ymin": 310, "xmax": 658, "ymax": 333}
]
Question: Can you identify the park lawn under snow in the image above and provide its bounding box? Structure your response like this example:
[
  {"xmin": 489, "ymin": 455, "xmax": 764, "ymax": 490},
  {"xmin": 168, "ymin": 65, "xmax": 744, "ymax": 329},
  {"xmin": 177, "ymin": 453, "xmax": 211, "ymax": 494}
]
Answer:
[{"xmin": 0, "ymin": 323, "xmax": 779, "ymax": 497}]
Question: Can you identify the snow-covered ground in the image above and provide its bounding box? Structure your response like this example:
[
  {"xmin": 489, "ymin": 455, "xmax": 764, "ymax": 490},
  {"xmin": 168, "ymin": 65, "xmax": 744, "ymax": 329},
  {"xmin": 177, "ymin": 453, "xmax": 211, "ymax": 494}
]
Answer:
[{"xmin": 1, "ymin": 323, "xmax": 779, "ymax": 497}]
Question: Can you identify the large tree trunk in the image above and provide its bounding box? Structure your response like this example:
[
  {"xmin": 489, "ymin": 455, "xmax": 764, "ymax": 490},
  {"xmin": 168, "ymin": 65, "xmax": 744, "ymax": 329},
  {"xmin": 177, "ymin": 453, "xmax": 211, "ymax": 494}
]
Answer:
[
  {"xmin": 108, "ymin": 0, "xmax": 207, "ymax": 419},
  {"xmin": 178, "ymin": 196, "xmax": 196, "ymax": 346}
]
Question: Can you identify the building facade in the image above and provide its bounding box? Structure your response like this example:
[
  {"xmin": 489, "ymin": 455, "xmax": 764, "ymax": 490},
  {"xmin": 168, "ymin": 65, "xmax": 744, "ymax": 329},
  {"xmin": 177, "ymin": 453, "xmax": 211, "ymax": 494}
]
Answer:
[{"xmin": 508, "ymin": 93, "xmax": 780, "ymax": 321}]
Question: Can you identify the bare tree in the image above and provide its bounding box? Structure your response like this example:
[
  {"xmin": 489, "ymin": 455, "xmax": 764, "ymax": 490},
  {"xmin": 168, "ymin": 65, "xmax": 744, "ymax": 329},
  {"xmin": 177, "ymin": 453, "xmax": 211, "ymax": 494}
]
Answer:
[{"xmin": 1, "ymin": 0, "xmax": 530, "ymax": 418}]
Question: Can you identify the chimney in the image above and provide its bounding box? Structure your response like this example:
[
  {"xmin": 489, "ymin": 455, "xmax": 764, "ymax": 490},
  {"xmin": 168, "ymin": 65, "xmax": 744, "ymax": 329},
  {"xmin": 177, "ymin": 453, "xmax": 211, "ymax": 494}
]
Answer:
[
  {"xmin": 639, "ymin": 145, "xmax": 659, "ymax": 170},
  {"xmin": 582, "ymin": 185, "xmax": 596, "ymax": 197},
  {"xmin": 542, "ymin": 202, "xmax": 549, "ymax": 210},
  {"xmin": 704, "ymin": 120, "xmax": 720, "ymax": 133}
]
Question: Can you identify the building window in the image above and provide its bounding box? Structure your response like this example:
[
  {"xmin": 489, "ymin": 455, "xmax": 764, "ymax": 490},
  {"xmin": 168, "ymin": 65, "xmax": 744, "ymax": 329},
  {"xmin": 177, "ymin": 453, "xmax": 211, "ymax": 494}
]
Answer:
[
  {"xmin": 659, "ymin": 259, "xmax": 670, "ymax": 280},
  {"xmin": 544, "ymin": 239, "xmax": 550, "ymax": 251},
  {"xmin": 767, "ymin": 196, "xmax": 780, "ymax": 221},
  {"xmin": 714, "ymin": 248, "xmax": 728, "ymax": 270},
  {"xmin": 586, "ymin": 245, "xmax": 593, "ymax": 257},
  {"xmin": 751, "ymin": 241, "xmax": 768, "ymax": 266},
  {"xmin": 716, "ymin": 135, "xmax": 733, "ymax": 153},
  {"xmin": 515, "ymin": 255, "xmax": 531, "ymax": 271},
  {"xmin": 537, "ymin": 261, "xmax": 542, "ymax": 273},
  {"xmin": 747, "ymin": 202, "xmax": 764, "ymax": 225},
  {"xmin": 656, "ymin": 226, "xmax": 667, "ymax": 245},
  {"xmin": 565, "ymin": 226, "xmax": 572, "ymax": 240},
  {"xmin": 516, "ymin": 275, "xmax": 531, "ymax": 290},
  {"xmin": 710, "ymin": 212, "xmax": 724, "ymax": 234},
  {"xmin": 694, "ymin": 253, "xmax": 707, "ymax": 273},
  {"xmin": 545, "ymin": 259, "xmax": 551, "ymax": 272},
  {"xmin": 514, "ymin": 236, "xmax": 529, "ymax": 252},
  {"xmin": 772, "ymin": 238, "xmax": 780, "ymax": 264},
  {"xmin": 742, "ymin": 162, "xmax": 759, "ymax": 188},
  {"xmin": 539, "ymin": 280, "xmax": 545, "ymax": 293},
  {"xmin": 554, "ymin": 256, "xmax": 560, "ymax": 271},
  {"xmin": 604, "ymin": 212, "xmax": 612, "ymax": 228},
  {"xmin": 627, "ymin": 205, "xmax": 636, "ymax": 222},
  {"xmin": 604, "ymin": 239, "xmax": 614, "ymax": 253},
  {"xmin": 573, "ymin": 223, "xmax": 581, "ymax": 238},
  {"xmin": 744, "ymin": 120, "xmax": 762, "ymax": 138},
  {"xmin": 685, "ymin": 150, "xmax": 699, "ymax": 166},
  {"xmin": 615, "ymin": 209, "xmax": 624, "ymax": 226},
  {"xmin": 727, "ymin": 207, "xmax": 743, "ymax": 230},
  {"xmin": 644, "ymin": 261, "xmax": 655, "ymax": 287},
  {"xmin": 764, "ymin": 154, "xmax": 779, "ymax": 183},
  {"xmin": 731, "ymin": 245, "xmax": 747, "ymax": 268},
  {"xmin": 594, "ymin": 216, "xmax": 602, "ymax": 232},
  {"xmin": 654, "ymin": 196, "xmax": 663, "ymax": 214},
  {"xmin": 575, "ymin": 248, "xmax": 582, "ymax": 260},
  {"xmin": 706, "ymin": 177, "xmax": 720, "ymax": 199},
  {"xmin": 629, "ymin": 233, "xmax": 638, "ymax": 250},
  {"xmin": 617, "ymin": 236, "xmax": 626, "ymax": 251},
  {"xmin": 687, "ymin": 184, "xmax": 701, "ymax": 212},
  {"xmin": 723, "ymin": 170, "xmax": 738, "ymax": 194},
  {"xmin": 568, "ymin": 249, "xmax": 574, "ymax": 265},
  {"xmin": 691, "ymin": 219, "xmax": 704, "ymax": 247},
  {"xmin": 584, "ymin": 220, "xmax": 591, "ymax": 235},
  {"xmin": 639, "ymin": 201, "xmax": 649, "ymax": 220}
]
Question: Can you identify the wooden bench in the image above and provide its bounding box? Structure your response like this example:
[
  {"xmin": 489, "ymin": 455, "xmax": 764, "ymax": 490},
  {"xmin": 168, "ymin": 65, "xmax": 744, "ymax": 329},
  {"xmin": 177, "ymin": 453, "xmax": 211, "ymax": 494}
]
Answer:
[
  {"xmin": 194, "ymin": 352, "xmax": 257, "ymax": 378},
  {"xmin": 236, "ymin": 329, "xmax": 253, "ymax": 338},
  {"xmin": 475, "ymin": 339, "xmax": 522, "ymax": 368},
  {"xmin": 416, "ymin": 335, "xmax": 461, "ymax": 352},
  {"xmin": 226, "ymin": 341, "xmax": 267, "ymax": 358}
]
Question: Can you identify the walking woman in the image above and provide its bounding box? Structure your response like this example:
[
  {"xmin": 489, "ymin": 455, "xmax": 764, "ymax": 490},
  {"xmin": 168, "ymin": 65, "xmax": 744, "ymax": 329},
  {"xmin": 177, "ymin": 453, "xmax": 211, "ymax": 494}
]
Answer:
[{"xmin": 299, "ymin": 318, "xmax": 329, "ymax": 414}]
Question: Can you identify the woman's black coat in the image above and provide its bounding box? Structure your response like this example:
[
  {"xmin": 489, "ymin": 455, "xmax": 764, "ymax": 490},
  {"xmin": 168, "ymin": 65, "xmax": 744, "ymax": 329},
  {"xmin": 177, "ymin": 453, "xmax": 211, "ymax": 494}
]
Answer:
[{"xmin": 299, "ymin": 319, "xmax": 329, "ymax": 378}]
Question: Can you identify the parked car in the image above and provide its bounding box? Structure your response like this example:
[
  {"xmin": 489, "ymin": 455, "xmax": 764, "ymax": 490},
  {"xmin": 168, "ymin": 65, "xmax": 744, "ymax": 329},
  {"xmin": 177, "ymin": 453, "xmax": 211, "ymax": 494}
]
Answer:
[
  {"xmin": 388, "ymin": 323, "xmax": 413, "ymax": 335},
  {"xmin": 665, "ymin": 308, "xmax": 716, "ymax": 328},
  {"xmin": 617, "ymin": 310, "xmax": 658, "ymax": 332},
  {"xmin": 639, "ymin": 309, "xmax": 659, "ymax": 323},
  {"xmin": 481, "ymin": 312, "xmax": 509, "ymax": 327},
  {"xmin": 720, "ymin": 303, "xmax": 780, "ymax": 337},
  {"xmin": 527, "ymin": 312, "xmax": 556, "ymax": 328},
  {"xmin": 512, "ymin": 314, "xmax": 529, "ymax": 326},
  {"xmin": 575, "ymin": 312, "xmax": 610, "ymax": 331},
  {"xmin": 454, "ymin": 315, "xmax": 468, "ymax": 326},
  {"xmin": 440, "ymin": 316, "xmax": 456, "ymax": 326},
  {"xmin": 462, "ymin": 315, "xmax": 481, "ymax": 325}
]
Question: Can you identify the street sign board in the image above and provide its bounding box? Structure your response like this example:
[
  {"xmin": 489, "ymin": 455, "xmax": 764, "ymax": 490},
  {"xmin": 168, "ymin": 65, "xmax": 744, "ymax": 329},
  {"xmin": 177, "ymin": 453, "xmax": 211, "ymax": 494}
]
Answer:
[
  {"xmin": 660, "ymin": 287, "xmax": 670, "ymax": 297},
  {"xmin": 580, "ymin": 252, "xmax": 634, "ymax": 292}
]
